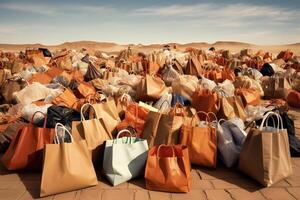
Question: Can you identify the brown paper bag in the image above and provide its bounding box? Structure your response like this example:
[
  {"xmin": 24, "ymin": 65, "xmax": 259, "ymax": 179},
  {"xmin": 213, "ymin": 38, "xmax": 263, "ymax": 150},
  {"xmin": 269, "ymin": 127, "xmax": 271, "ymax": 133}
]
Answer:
[
  {"xmin": 142, "ymin": 105, "xmax": 198, "ymax": 147},
  {"xmin": 239, "ymin": 112, "xmax": 293, "ymax": 186},
  {"xmin": 90, "ymin": 97, "xmax": 121, "ymax": 134},
  {"xmin": 79, "ymin": 103, "xmax": 112, "ymax": 150},
  {"xmin": 145, "ymin": 145, "xmax": 191, "ymax": 193},
  {"xmin": 136, "ymin": 75, "xmax": 167, "ymax": 101},
  {"xmin": 40, "ymin": 123, "xmax": 98, "ymax": 197},
  {"xmin": 261, "ymin": 75, "xmax": 291, "ymax": 99},
  {"xmin": 218, "ymin": 96, "xmax": 247, "ymax": 121},
  {"xmin": 179, "ymin": 111, "xmax": 217, "ymax": 167}
]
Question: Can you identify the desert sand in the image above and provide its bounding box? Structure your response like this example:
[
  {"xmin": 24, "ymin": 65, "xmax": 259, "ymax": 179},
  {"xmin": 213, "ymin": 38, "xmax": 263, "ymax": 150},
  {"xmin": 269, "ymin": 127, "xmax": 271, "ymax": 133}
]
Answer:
[{"xmin": 0, "ymin": 41, "xmax": 299, "ymax": 55}]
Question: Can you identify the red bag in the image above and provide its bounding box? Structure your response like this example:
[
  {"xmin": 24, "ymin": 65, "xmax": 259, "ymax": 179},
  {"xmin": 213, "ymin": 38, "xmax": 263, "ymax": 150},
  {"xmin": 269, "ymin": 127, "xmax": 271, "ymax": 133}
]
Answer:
[{"xmin": 1, "ymin": 111, "xmax": 55, "ymax": 170}]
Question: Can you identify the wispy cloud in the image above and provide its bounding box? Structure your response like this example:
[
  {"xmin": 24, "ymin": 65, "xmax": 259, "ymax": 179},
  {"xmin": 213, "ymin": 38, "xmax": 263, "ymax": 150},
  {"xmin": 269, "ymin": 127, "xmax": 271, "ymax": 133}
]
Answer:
[
  {"xmin": 0, "ymin": 2, "xmax": 113, "ymax": 15},
  {"xmin": 134, "ymin": 3, "xmax": 300, "ymax": 20}
]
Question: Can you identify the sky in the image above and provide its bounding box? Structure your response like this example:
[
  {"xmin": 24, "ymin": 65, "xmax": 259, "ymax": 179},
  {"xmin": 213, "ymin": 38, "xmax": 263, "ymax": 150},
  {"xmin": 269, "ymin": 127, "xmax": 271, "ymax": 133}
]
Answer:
[{"xmin": 0, "ymin": 0, "xmax": 299, "ymax": 45}]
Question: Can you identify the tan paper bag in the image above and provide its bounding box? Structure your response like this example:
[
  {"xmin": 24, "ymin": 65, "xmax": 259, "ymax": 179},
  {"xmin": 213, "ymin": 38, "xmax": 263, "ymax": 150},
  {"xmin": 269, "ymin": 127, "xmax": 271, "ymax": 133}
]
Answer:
[
  {"xmin": 90, "ymin": 97, "xmax": 121, "ymax": 134},
  {"xmin": 239, "ymin": 112, "xmax": 293, "ymax": 186},
  {"xmin": 137, "ymin": 75, "xmax": 167, "ymax": 101},
  {"xmin": 40, "ymin": 123, "xmax": 98, "ymax": 197}
]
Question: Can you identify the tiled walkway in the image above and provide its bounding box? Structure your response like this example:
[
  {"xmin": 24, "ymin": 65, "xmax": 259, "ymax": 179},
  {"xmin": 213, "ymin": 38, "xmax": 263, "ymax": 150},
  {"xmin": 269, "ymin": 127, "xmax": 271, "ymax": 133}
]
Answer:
[{"xmin": 0, "ymin": 108, "xmax": 299, "ymax": 200}]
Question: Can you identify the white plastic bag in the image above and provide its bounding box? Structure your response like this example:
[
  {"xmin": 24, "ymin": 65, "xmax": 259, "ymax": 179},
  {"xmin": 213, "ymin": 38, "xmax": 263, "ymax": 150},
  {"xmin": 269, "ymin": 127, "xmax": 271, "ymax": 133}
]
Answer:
[
  {"xmin": 217, "ymin": 80, "xmax": 235, "ymax": 97},
  {"xmin": 154, "ymin": 93, "xmax": 172, "ymax": 113},
  {"xmin": 21, "ymin": 104, "xmax": 52, "ymax": 123},
  {"xmin": 217, "ymin": 118, "xmax": 246, "ymax": 167},
  {"xmin": 161, "ymin": 65, "xmax": 180, "ymax": 86}
]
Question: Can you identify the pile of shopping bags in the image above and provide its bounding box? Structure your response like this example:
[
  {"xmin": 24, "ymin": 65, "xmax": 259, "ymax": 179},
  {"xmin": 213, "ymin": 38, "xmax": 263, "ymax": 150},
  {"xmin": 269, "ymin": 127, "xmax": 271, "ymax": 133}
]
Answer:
[{"xmin": 0, "ymin": 47, "xmax": 299, "ymax": 197}]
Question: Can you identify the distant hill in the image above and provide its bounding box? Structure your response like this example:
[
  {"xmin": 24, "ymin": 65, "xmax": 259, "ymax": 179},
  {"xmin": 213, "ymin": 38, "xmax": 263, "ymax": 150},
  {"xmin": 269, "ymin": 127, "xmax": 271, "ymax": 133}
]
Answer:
[{"xmin": 0, "ymin": 40, "xmax": 299, "ymax": 55}]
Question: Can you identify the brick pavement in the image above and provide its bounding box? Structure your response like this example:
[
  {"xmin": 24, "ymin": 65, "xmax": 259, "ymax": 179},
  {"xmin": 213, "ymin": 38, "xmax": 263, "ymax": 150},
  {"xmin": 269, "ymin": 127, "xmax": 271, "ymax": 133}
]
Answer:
[{"xmin": 0, "ymin": 108, "xmax": 299, "ymax": 200}]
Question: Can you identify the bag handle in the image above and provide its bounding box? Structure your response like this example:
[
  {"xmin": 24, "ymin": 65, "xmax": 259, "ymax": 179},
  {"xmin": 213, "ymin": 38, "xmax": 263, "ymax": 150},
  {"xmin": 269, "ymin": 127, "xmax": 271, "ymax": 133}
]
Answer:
[
  {"xmin": 115, "ymin": 129, "xmax": 134, "ymax": 144},
  {"xmin": 158, "ymin": 99, "xmax": 171, "ymax": 111},
  {"xmin": 191, "ymin": 111, "xmax": 218, "ymax": 125},
  {"xmin": 157, "ymin": 144, "xmax": 175, "ymax": 158},
  {"xmin": 31, "ymin": 111, "xmax": 47, "ymax": 128},
  {"xmin": 54, "ymin": 123, "xmax": 73, "ymax": 144},
  {"xmin": 80, "ymin": 103, "xmax": 99, "ymax": 121},
  {"xmin": 259, "ymin": 111, "xmax": 283, "ymax": 132}
]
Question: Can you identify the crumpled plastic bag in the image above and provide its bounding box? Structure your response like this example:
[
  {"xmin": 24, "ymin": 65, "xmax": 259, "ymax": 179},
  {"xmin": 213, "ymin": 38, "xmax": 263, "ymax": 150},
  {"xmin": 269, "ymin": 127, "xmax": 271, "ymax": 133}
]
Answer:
[
  {"xmin": 161, "ymin": 65, "xmax": 180, "ymax": 86},
  {"xmin": 13, "ymin": 82, "xmax": 59, "ymax": 105},
  {"xmin": 199, "ymin": 76, "xmax": 217, "ymax": 91},
  {"xmin": 216, "ymin": 118, "xmax": 247, "ymax": 167},
  {"xmin": 217, "ymin": 80, "xmax": 235, "ymax": 97},
  {"xmin": 21, "ymin": 104, "xmax": 52, "ymax": 123},
  {"xmin": 154, "ymin": 93, "xmax": 172, "ymax": 113},
  {"xmin": 172, "ymin": 75, "xmax": 198, "ymax": 101},
  {"xmin": 245, "ymin": 105, "xmax": 273, "ymax": 122}
]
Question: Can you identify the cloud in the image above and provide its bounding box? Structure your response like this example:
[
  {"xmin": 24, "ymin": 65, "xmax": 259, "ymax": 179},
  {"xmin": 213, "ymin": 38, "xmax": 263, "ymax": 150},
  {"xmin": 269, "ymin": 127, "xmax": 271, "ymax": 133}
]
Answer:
[
  {"xmin": 133, "ymin": 3, "xmax": 300, "ymax": 20},
  {"xmin": 0, "ymin": 2, "xmax": 113, "ymax": 15}
]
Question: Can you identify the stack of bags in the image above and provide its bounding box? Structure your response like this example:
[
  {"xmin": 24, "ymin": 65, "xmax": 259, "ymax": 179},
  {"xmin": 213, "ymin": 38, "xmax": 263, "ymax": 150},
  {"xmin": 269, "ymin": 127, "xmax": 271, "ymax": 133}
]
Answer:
[{"xmin": 0, "ymin": 46, "xmax": 299, "ymax": 197}]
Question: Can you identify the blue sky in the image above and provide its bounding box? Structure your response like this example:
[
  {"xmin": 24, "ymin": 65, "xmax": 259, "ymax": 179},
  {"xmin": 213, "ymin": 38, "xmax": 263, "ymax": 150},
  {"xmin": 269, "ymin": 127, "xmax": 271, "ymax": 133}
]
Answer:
[{"xmin": 0, "ymin": 0, "xmax": 299, "ymax": 45}]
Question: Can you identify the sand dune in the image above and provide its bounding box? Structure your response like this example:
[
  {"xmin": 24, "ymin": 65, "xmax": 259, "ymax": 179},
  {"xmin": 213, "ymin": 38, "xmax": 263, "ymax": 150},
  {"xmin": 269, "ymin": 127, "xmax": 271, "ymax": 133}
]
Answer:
[{"xmin": 0, "ymin": 41, "xmax": 299, "ymax": 55}]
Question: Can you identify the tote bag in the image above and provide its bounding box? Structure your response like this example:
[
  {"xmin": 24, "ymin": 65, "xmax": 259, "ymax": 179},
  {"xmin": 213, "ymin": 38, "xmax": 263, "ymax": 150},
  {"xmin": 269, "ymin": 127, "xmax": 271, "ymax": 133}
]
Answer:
[
  {"xmin": 145, "ymin": 145, "xmax": 191, "ymax": 193},
  {"xmin": 239, "ymin": 112, "xmax": 293, "ymax": 186},
  {"xmin": 40, "ymin": 123, "xmax": 98, "ymax": 197},
  {"xmin": 2, "ymin": 111, "xmax": 55, "ymax": 170},
  {"xmin": 103, "ymin": 129, "xmax": 148, "ymax": 186}
]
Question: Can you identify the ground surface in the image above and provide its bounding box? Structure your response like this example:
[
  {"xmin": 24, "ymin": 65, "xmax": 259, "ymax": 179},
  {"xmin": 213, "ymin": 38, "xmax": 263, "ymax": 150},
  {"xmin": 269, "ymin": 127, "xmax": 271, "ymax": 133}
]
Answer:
[{"xmin": 0, "ymin": 108, "xmax": 299, "ymax": 200}]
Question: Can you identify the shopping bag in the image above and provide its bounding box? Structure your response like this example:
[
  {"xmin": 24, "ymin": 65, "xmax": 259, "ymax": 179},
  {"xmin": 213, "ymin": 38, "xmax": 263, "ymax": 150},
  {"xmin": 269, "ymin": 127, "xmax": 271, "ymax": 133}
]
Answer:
[
  {"xmin": 52, "ymin": 88, "xmax": 78, "ymax": 109},
  {"xmin": 192, "ymin": 87, "xmax": 218, "ymax": 114},
  {"xmin": 239, "ymin": 112, "xmax": 293, "ymax": 186},
  {"xmin": 90, "ymin": 97, "xmax": 121, "ymax": 134},
  {"xmin": 172, "ymin": 75, "xmax": 198, "ymax": 101},
  {"xmin": 103, "ymin": 129, "xmax": 148, "ymax": 186},
  {"xmin": 261, "ymin": 75, "xmax": 291, "ymax": 99},
  {"xmin": 40, "ymin": 123, "xmax": 98, "ymax": 197},
  {"xmin": 179, "ymin": 111, "xmax": 217, "ymax": 167},
  {"xmin": 142, "ymin": 104, "xmax": 198, "ymax": 147},
  {"xmin": 217, "ymin": 118, "xmax": 246, "ymax": 167},
  {"xmin": 1, "ymin": 111, "xmax": 55, "ymax": 170},
  {"xmin": 79, "ymin": 103, "xmax": 112, "ymax": 150},
  {"xmin": 136, "ymin": 75, "xmax": 168, "ymax": 101},
  {"xmin": 117, "ymin": 102, "xmax": 149, "ymax": 137},
  {"xmin": 145, "ymin": 145, "xmax": 191, "ymax": 193},
  {"xmin": 235, "ymin": 88, "xmax": 261, "ymax": 106},
  {"xmin": 218, "ymin": 96, "xmax": 247, "ymax": 121}
]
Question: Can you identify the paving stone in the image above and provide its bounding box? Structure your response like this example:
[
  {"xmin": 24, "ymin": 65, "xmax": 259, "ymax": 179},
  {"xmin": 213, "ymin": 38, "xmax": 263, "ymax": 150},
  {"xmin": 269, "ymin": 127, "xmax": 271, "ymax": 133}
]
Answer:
[
  {"xmin": 128, "ymin": 178, "xmax": 146, "ymax": 190},
  {"xmin": 286, "ymin": 187, "xmax": 300, "ymax": 199},
  {"xmin": 0, "ymin": 189, "xmax": 25, "ymax": 200},
  {"xmin": 211, "ymin": 178, "xmax": 260, "ymax": 189},
  {"xmin": 192, "ymin": 170, "xmax": 213, "ymax": 189},
  {"xmin": 0, "ymin": 173, "xmax": 21, "ymax": 181},
  {"xmin": 197, "ymin": 167, "xmax": 242, "ymax": 180},
  {"xmin": 171, "ymin": 189, "xmax": 207, "ymax": 200},
  {"xmin": 135, "ymin": 190, "xmax": 149, "ymax": 200},
  {"xmin": 17, "ymin": 190, "xmax": 50, "ymax": 200},
  {"xmin": 226, "ymin": 188, "xmax": 265, "ymax": 200},
  {"xmin": 204, "ymin": 189, "xmax": 232, "ymax": 200},
  {"xmin": 79, "ymin": 189, "xmax": 102, "ymax": 200},
  {"xmin": 53, "ymin": 191, "xmax": 77, "ymax": 200},
  {"xmin": 98, "ymin": 177, "xmax": 128, "ymax": 189},
  {"xmin": 102, "ymin": 189, "xmax": 135, "ymax": 200},
  {"xmin": 286, "ymin": 176, "xmax": 300, "ymax": 186},
  {"xmin": 149, "ymin": 191, "xmax": 171, "ymax": 200},
  {"xmin": 260, "ymin": 188, "xmax": 296, "ymax": 200},
  {"xmin": 270, "ymin": 179, "xmax": 291, "ymax": 187}
]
